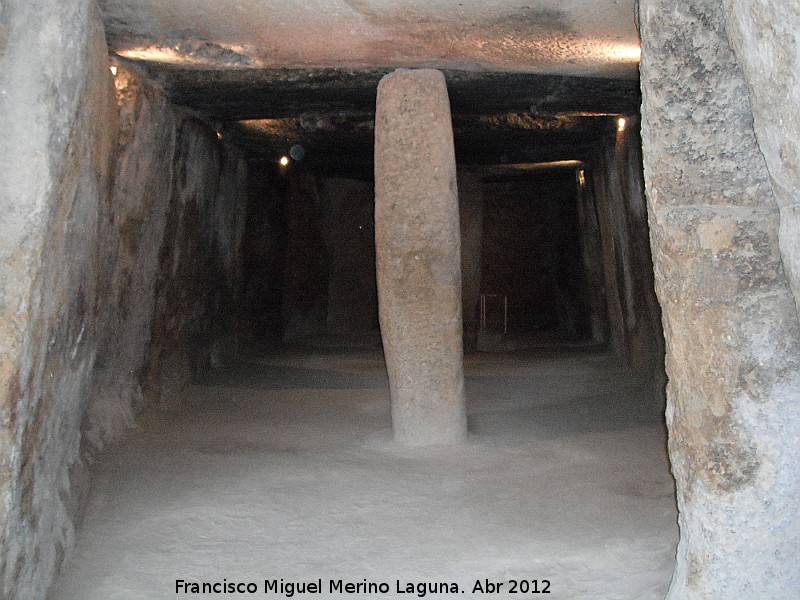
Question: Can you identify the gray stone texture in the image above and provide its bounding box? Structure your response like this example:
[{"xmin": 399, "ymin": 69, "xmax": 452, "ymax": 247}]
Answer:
[
  {"xmin": 87, "ymin": 67, "xmax": 247, "ymax": 440},
  {"xmin": 575, "ymin": 168, "xmax": 608, "ymax": 343},
  {"xmin": 721, "ymin": 0, "xmax": 800, "ymax": 318},
  {"xmin": 0, "ymin": 6, "xmax": 246, "ymax": 595},
  {"xmin": 143, "ymin": 118, "xmax": 247, "ymax": 411},
  {"xmin": 589, "ymin": 122, "xmax": 664, "ymax": 376},
  {"xmin": 374, "ymin": 69, "xmax": 467, "ymax": 446},
  {"xmin": 0, "ymin": 1, "xmax": 116, "ymax": 597},
  {"xmin": 85, "ymin": 67, "xmax": 178, "ymax": 441},
  {"xmin": 640, "ymin": 0, "xmax": 800, "ymax": 596}
]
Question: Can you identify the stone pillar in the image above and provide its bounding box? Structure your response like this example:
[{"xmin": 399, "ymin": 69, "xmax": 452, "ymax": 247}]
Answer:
[
  {"xmin": 458, "ymin": 172, "xmax": 484, "ymax": 351},
  {"xmin": 640, "ymin": 0, "xmax": 800, "ymax": 597},
  {"xmin": 374, "ymin": 69, "xmax": 467, "ymax": 446}
]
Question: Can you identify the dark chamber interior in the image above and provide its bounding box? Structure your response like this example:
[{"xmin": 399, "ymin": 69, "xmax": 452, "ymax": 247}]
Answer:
[
  {"xmin": 481, "ymin": 172, "xmax": 589, "ymax": 338},
  {"xmin": 239, "ymin": 162, "xmax": 596, "ymax": 351}
]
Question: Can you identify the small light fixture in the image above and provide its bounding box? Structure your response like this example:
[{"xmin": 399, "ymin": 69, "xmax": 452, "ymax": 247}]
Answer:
[
  {"xmin": 617, "ymin": 117, "xmax": 626, "ymax": 132},
  {"xmin": 216, "ymin": 130, "xmax": 223, "ymax": 140},
  {"xmin": 279, "ymin": 156, "xmax": 290, "ymax": 167},
  {"xmin": 110, "ymin": 65, "xmax": 118, "ymax": 76},
  {"xmin": 577, "ymin": 169, "xmax": 586, "ymax": 187}
]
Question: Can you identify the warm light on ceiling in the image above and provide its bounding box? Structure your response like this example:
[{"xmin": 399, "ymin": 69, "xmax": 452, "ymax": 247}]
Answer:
[
  {"xmin": 279, "ymin": 156, "xmax": 290, "ymax": 167},
  {"xmin": 606, "ymin": 44, "xmax": 642, "ymax": 62},
  {"xmin": 116, "ymin": 46, "xmax": 187, "ymax": 64},
  {"xmin": 115, "ymin": 44, "xmax": 257, "ymax": 68},
  {"xmin": 617, "ymin": 117, "xmax": 627, "ymax": 132}
]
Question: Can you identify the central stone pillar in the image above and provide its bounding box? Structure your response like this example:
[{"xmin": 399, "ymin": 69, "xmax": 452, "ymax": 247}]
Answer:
[{"xmin": 374, "ymin": 69, "xmax": 467, "ymax": 446}]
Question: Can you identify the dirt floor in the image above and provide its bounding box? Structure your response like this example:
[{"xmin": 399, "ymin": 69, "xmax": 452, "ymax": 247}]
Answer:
[{"xmin": 49, "ymin": 347, "xmax": 678, "ymax": 599}]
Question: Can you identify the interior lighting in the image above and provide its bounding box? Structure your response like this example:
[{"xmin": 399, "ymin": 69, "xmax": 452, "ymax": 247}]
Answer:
[
  {"xmin": 110, "ymin": 65, "xmax": 118, "ymax": 76},
  {"xmin": 279, "ymin": 156, "xmax": 290, "ymax": 167},
  {"xmin": 617, "ymin": 117, "xmax": 626, "ymax": 132},
  {"xmin": 606, "ymin": 44, "xmax": 641, "ymax": 62}
]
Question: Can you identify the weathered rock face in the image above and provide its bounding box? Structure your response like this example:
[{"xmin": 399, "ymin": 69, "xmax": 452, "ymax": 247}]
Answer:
[
  {"xmin": 588, "ymin": 122, "xmax": 664, "ymax": 375},
  {"xmin": 144, "ymin": 117, "xmax": 247, "ymax": 411},
  {"xmin": 574, "ymin": 166, "xmax": 608, "ymax": 344},
  {"xmin": 85, "ymin": 68, "xmax": 178, "ymax": 441},
  {"xmin": 87, "ymin": 66, "xmax": 247, "ymax": 441},
  {"xmin": 640, "ymin": 0, "xmax": 800, "ymax": 596},
  {"xmin": 0, "ymin": 3, "xmax": 246, "ymax": 596},
  {"xmin": 0, "ymin": 1, "xmax": 117, "ymax": 597},
  {"xmin": 374, "ymin": 69, "xmax": 466, "ymax": 446},
  {"xmin": 721, "ymin": 0, "xmax": 800, "ymax": 318}
]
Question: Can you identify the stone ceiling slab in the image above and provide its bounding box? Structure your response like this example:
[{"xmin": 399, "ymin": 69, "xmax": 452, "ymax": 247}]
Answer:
[
  {"xmin": 100, "ymin": 0, "xmax": 640, "ymax": 77},
  {"xmin": 100, "ymin": 0, "xmax": 642, "ymax": 169}
]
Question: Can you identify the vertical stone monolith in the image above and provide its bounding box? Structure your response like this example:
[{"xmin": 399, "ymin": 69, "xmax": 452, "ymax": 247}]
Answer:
[
  {"xmin": 458, "ymin": 172, "xmax": 485, "ymax": 352},
  {"xmin": 640, "ymin": 0, "xmax": 800, "ymax": 596},
  {"xmin": 374, "ymin": 69, "xmax": 467, "ymax": 446}
]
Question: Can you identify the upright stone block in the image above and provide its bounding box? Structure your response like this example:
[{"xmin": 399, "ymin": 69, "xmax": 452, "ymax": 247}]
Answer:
[
  {"xmin": 458, "ymin": 172, "xmax": 485, "ymax": 352},
  {"xmin": 374, "ymin": 69, "xmax": 467, "ymax": 446},
  {"xmin": 640, "ymin": 0, "xmax": 800, "ymax": 596}
]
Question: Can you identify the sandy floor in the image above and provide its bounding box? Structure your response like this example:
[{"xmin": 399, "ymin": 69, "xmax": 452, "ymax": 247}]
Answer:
[{"xmin": 49, "ymin": 348, "xmax": 678, "ymax": 599}]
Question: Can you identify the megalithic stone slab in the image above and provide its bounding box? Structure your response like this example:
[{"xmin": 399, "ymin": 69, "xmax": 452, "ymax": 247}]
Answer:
[
  {"xmin": 458, "ymin": 172, "xmax": 485, "ymax": 352},
  {"xmin": 374, "ymin": 68, "xmax": 467, "ymax": 446}
]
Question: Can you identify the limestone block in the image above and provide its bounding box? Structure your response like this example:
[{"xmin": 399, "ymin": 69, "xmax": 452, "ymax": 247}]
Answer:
[
  {"xmin": 374, "ymin": 69, "xmax": 467, "ymax": 446},
  {"xmin": 722, "ymin": 0, "xmax": 800, "ymax": 314},
  {"xmin": 640, "ymin": 0, "xmax": 800, "ymax": 596},
  {"xmin": 0, "ymin": 1, "xmax": 116, "ymax": 597}
]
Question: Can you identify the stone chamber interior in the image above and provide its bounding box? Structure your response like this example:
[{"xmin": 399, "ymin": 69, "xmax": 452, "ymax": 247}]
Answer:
[{"xmin": 1, "ymin": 1, "xmax": 799, "ymax": 599}]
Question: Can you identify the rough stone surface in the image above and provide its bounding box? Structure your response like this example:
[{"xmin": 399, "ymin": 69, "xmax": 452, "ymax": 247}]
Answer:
[
  {"xmin": 574, "ymin": 166, "xmax": 608, "ymax": 343},
  {"xmin": 144, "ymin": 118, "xmax": 247, "ymax": 411},
  {"xmin": 98, "ymin": 0, "xmax": 641, "ymax": 78},
  {"xmin": 87, "ymin": 66, "xmax": 247, "ymax": 441},
  {"xmin": 721, "ymin": 0, "xmax": 800, "ymax": 318},
  {"xmin": 0, "ymin": 1, "xmax": 116, "ymax": 597},
  {"xmin": 149, "ymin": 68, "xmax": 638, "ymax": 175},
  {"xmin": 1, "ymin": 7, "xmax": 246, "ymax": 594},
  {"xmin": 588, "ymin": 121, "xmax": 664, "ymax": 376},
  {"xmin": 640, "ymin": 0, "xmax": 800, "ymax": 596},
  {"xmin": 374, "ymin": 69, "xmax": 466, "ymax": 446},
  {"xmin": 85, "ymin": 67, "xmax": 178, "ymax": 443}
]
